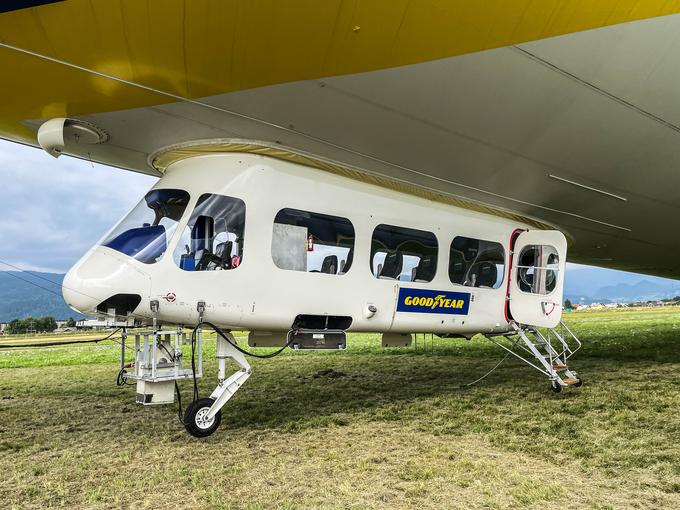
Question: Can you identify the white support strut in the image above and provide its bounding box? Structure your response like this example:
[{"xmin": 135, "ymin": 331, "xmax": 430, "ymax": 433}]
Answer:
[{"xmin": 206, "ymin": 332, "xmax": 252, "ymax": 420}]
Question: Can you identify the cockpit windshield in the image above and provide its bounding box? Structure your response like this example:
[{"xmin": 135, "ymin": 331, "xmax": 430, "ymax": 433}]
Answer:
[{"xmin": 101, "ymin": 189, "xmax": 190, "ymax": 264}]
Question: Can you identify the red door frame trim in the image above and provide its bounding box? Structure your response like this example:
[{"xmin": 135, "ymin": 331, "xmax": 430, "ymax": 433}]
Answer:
[{"xmin": 504, "ymin": 228, "xmax": 527, "ymax": 323}]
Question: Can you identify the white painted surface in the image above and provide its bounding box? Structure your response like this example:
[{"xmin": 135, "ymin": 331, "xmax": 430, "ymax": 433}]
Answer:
[{"xmin": 64, "ymin": 153, "xmax": 567, "ymax": 334}]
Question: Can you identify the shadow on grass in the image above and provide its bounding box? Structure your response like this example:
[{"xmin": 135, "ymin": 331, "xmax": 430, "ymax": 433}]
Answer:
[
  {"xmin": 204, "ymin": 325, "xmax": 680, "ymax": 433},
  {"xmin": 2, "ymin": 324, "xmax": 679, "ymax": 446}
]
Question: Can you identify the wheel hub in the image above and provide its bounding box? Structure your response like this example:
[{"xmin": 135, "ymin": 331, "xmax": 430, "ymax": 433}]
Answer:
[{"xmin": 194, "ymin": 406, "xmax": 215, "ymax": 430}]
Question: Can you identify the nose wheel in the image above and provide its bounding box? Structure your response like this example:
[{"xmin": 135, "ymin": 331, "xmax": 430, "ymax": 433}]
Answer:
[{"xmin": 184, "ymin": 398, "xmax": 222, "ymax": 437}]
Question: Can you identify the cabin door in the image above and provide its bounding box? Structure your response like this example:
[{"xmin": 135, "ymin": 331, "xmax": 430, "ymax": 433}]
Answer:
[{"xmin": 507, "ymin": 230, "xmax": 567, "ymax": 328}]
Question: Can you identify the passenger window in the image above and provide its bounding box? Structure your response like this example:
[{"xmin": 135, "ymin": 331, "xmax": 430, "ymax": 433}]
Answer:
[
  {"xmin": 272, "ymin": 208, "xmax": 355, "ymax": 275},
  {"xmin": 449, "ymin": 236, "xmax": 505, "ymax": 289},
  {"xmin": 371, "ymin": 224, "xmax": 438, "ymax": 282},
  {"xmin": 174, "ymin": 194, "xmax": 245, "ymax": 271},
  {"xmin": 517, "ymin": 245, "xmax": 559, "ymax": 295}
]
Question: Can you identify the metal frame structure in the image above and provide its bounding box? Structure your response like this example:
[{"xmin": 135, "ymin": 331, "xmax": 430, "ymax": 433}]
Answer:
[{"xmin": 485, "ymin": 320, "xmax": 582, "ymax": 391}]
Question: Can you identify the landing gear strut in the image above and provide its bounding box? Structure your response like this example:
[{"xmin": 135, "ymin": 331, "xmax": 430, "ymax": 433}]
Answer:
[{"xmin": 184, "ymin": 330, "xmax": 251, "ymax": 438}]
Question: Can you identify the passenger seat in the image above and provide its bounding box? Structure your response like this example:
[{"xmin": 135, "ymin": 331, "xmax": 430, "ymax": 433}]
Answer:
[
  {"xmin": 413, "ymin": 256, "xmax": 436, "ymax": 282},
  {"xmin": 320, "ymin": 255, "xmax": 339, "ymax": 274},
  {"xmin": 379, "ymin": 252, "xmax": 403, "ymax": 279},
  {"xmin": 470, "ymin": 261, "xmax": 497, "ymax": 288}
]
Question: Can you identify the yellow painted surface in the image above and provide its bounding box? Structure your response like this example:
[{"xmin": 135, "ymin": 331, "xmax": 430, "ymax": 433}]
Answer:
[{"xmin": 1, "ymin": 0, "xmax": 680, "ymax": 143}]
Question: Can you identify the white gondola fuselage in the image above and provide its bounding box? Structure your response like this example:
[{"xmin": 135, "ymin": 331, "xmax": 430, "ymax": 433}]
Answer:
[{"xmin": 63, "ymin": 151, "xmax": 567, "ymax": 335}]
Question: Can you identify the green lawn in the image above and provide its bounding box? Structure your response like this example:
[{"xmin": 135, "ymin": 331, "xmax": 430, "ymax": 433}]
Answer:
[{"xmin": 1, "ymin": 309, "xmax": 679, "ymax": 509}]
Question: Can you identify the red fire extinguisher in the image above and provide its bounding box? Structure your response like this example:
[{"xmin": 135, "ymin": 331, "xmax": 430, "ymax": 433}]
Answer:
[{"xmin": 307, "ymin": 233, "xmax": 314, "ymax": 252}]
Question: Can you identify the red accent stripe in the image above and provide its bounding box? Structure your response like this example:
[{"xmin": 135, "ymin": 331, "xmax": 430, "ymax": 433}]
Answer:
[{"xmin": 504, "ymin": 228, "xmax": 527, "ymax": 324}]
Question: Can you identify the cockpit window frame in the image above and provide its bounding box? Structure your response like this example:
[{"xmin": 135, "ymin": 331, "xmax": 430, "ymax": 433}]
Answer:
[
  {"xmin": 100, "ymin": 188, "xmax": 191, "ymax": 265},
  {"xmin": 173, "ymin": 193, "xmax": 247, "ymax": 272}
]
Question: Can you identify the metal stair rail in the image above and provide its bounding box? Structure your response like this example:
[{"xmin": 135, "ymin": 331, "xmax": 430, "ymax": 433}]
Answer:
[{"xmin": 484, "ymin": 320, "xmax": 582, "ymax": 392}]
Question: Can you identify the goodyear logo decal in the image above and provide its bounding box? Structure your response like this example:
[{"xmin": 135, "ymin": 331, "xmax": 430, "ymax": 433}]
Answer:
[{"xmin": 396, "ymin": 288, "xmax": 471, "ymax": 315}]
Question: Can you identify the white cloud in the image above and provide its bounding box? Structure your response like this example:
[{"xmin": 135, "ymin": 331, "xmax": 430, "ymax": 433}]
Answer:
[{"xmin": 0, "ymin": 139, "xmax": 157, "ymax": 272}]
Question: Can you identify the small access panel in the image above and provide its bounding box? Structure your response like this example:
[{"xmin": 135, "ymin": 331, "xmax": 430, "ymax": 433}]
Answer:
[{"xmin": 508, "ymin": 230, "xmax": 567, "ymax": 328}]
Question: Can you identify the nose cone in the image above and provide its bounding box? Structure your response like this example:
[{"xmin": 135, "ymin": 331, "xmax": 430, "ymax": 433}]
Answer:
[
  {"xmin": 62, "ymin": 246, "xmax": 151, "ymax": 315},
  {"xmin": 62, "ymin": 266, "xmax": 98, "ymax": 313}
]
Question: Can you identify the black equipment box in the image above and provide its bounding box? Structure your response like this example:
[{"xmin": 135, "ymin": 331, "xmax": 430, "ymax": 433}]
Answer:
[{"xmin": 288, "ymin": 329, "xmax": 347, "ymax": 350}]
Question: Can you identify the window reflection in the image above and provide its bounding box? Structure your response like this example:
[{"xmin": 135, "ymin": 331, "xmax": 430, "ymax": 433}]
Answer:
[
  {"xmin": 174, "ymin": 194, "xmax": 246, "ymax": 271},
  {"xmin": 517, "ymin": 245, "xmax": 559, "ymax": 295},
  {"xmin": 272, "ymin": 208, "xmax": 355, "ymax": 275},
  {"xmin": 371, "ymin": 224, "xmax": 438, "ymax": 282},
  {"xmin": 101, "ymin": 189, "xmax": 190, "ymax": 264},
  {"xmin": 449, "ymin": 236, "xmax": 505, "ymax": 289}
]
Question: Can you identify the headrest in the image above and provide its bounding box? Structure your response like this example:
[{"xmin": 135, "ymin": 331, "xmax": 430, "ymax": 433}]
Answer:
[
  {"xmin": 215, "ymin": 241, "xmax": 233, "ymax": 261},
  {"xmin": 473, "ymin": 261, "xmax": 498, "ymax": 288},
  {"xmin": 191, "ymin": 215, "xmax": 214, "ymax": 239},
  {"xmin": 321, "ymin": 255, "xmax": 339, "ymax": 274},
  {"xmin": 379, "ymin": 251, "xmax": 403, "ymax": 279},
  {"xmin": 191, "ymin": 216, "xmax": 214, "ymax": 252},
  {"xmin": 414, "ymin": 256, "xmax": 436, "ymax": 282},
  {"xmin": 341, "ymin": 249, "xmax": 353, "ymax": 272}
]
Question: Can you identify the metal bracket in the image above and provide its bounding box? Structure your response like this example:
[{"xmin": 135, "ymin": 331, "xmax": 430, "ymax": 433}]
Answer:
[{"xmin": 150, "ymin": 299, "xmax": 160, "ymax": 331}]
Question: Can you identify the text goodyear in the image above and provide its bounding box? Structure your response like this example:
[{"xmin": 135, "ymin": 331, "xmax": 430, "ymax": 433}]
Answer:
[{"xmin": 396, "ymin": 288, "xmax": 471, "ymax": 315}]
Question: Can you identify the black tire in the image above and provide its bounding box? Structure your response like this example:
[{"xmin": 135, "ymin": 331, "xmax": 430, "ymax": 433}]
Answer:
[
  {"xmin": 550, "ymin": 381, "xmax": 563, "ymax": 393},
  {"xmin": 184, "ymin": 398, "xmax": 222, "ymax": 438},
  {"xmin": 573, "ymin": 378, "xmax": 583, "ymax": 388}
]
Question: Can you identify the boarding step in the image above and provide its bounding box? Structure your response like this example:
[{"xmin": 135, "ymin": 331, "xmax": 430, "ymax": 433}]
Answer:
[{"xmin": 483, "ymin": 321, "xmax": 583, "ymax": 393}]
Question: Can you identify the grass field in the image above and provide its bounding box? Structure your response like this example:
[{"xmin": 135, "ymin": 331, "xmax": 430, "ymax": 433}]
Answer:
[{"xmin": 1, "ymin": 309, "xmax": 679, "ymax": 509}]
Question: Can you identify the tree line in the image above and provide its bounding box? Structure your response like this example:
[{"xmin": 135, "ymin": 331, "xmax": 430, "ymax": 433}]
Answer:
[{"xmin": 5, "ymin": 316, "xmax": 76, "ymax": 334}]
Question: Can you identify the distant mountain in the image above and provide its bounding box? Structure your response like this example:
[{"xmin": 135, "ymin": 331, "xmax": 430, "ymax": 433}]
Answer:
[
  {"xmin": 0, "ymin": 271, "xmax": 85, "ymax": 322},
  {"xmin": 564, "ymin": 266, "xmax": 680, "ymax": 304}
]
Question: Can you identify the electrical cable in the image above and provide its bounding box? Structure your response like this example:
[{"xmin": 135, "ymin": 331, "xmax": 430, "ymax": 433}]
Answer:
[
  {"xmin": 0, "ymin": 41, "xmax": 635, "ymax": 233},
  {"xmin": 0, "ymin": 269, "xmax": 67, "ymax": 299},
  {"xmin": 460, "ymin": 351, "xmax": 510, "ymax": 388},
  {"xmin": 175, "ymin": 381, "xmax": 184, "ymax": 425},
  {"xmin": 0, "ymin": 328, "xmax": 121, "ymax": 349},
  {"xmin": 173, "ymin": 325, "xmax": 202, "ymax": 426},
  {"xmin": 0, "ymin": 259, "xmax": 73, "ymax": 286},
  {"xmin": 3, "ymin": 263, "xmax": 199, "ymax": 427},
  {"xmin": 157, "ymin": 341, "xmax": 175, "ymax": 363},
  {"xmin": 174, "ymin": 321, "xmax": 295, "ymax": 426},
  {"xmin": 190, "ymin": 326, "xmax": 199, "ymax": 401},
  {"xmin": 116, "ymin": 366, "xmax": 133, "ymax": 386},
  {"xmin": 200, "ymin": 320, "xmax": 297, "ymax": 359},
  {"xmin": 113, "ymin": 327, "xmax": 187, "ymax": 424},
  {"xmin": 0, "ymin": 259, "xmax": 152, "ymax": 325}
]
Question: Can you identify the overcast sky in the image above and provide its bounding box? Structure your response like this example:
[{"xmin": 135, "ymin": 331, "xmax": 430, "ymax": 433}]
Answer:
[{"xmin": 0, "ymin": 139, "xmax": 156, "ymax": 272}]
